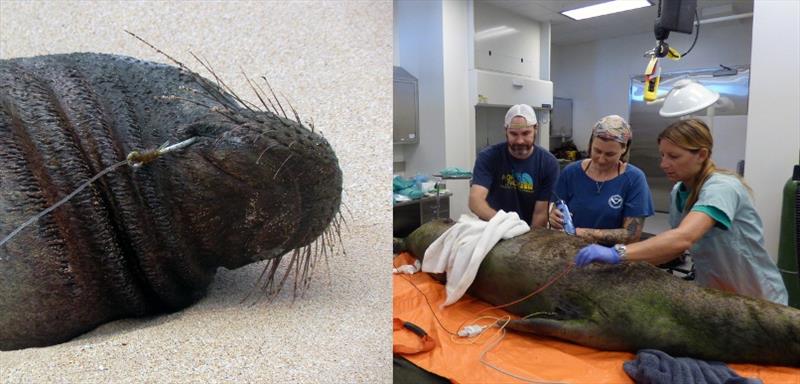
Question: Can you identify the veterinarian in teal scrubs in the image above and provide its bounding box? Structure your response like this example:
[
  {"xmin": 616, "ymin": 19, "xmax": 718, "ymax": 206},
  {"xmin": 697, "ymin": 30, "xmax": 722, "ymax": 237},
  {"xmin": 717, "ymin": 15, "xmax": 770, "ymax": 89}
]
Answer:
[{"xmin": 573, "ymin": 118, "xmax": 788, "ymax": 305}]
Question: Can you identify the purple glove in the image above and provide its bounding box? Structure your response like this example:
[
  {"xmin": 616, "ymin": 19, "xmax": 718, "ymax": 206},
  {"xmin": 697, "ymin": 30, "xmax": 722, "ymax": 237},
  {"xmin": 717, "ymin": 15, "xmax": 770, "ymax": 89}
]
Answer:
[{"xmin": 575, "ymin": 244, "xmax": 621, "ymax": 267}]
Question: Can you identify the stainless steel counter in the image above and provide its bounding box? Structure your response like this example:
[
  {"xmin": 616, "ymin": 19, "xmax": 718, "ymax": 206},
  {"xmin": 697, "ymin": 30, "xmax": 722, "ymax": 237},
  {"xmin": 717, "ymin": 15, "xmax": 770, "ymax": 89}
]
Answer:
[{"xmin": 393, "ymin": 192, "xmax": 451, "ymax": 237}]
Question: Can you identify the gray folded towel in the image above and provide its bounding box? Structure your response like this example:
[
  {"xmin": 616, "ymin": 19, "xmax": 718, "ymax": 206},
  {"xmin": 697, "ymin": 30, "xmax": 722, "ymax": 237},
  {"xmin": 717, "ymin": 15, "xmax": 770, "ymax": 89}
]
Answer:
[{"xmin": 623, "ymin": 349, "xmax": 763, "ymax": 384}]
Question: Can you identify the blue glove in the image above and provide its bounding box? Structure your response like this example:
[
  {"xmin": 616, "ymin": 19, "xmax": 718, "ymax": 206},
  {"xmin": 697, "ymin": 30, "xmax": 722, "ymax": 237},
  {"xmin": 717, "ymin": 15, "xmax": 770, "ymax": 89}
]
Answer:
[{"xmin": 575, "ymin": 244, "xmax": 621, "ymax": 267}]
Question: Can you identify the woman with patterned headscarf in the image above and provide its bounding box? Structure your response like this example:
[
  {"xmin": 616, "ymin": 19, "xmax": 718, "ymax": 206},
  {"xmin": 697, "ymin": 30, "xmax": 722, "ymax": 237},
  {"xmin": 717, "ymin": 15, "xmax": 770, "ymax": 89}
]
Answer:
[
  {"xmin": 549, "ymin": 115, "xmax": 654, "ymax": 245},
  {"xmin": 572, "ymin": 118, "xmax": 787, "ymax": 305}
]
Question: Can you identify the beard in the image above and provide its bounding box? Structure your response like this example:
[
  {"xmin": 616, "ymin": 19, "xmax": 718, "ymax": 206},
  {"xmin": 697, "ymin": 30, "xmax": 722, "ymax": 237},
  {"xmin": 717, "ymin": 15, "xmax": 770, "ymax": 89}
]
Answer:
[{"xmin": 508, "ymin": 143, "xmax": 533, "ymax": 158}]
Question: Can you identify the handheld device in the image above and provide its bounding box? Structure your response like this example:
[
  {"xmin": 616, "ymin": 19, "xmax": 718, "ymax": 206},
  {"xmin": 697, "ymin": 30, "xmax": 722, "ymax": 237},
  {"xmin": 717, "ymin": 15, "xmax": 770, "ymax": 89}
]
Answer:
[{"xmin": 556, "ymin": 200, "xmax": 576, "ymax": 236}]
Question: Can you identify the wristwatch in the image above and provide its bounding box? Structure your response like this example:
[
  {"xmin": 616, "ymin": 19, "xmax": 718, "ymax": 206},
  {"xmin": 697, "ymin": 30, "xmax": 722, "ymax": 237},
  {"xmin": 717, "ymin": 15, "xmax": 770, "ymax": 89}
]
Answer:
[{"xmin": 613, "ymin": 244, "xmax": 627, "ymax": 262}]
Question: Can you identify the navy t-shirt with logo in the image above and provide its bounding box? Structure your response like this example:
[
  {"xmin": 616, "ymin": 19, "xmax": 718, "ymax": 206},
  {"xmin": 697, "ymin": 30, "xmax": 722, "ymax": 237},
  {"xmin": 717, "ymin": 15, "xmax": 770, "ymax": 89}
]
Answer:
[
  {"xmin": 553, "ymin": 160, "xmax": 654, "ymax": 229},
  {"xmin": 471, "ymin": 143, "xmax": 559, "ymax": 225}
]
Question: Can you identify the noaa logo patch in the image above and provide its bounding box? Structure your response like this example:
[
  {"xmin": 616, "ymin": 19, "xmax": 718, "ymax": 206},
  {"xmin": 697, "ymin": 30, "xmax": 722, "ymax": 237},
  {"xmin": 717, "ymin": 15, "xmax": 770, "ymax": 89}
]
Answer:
[{"xmin": 608, "ymin": 194, "xmax": 623, "ymax": 209}]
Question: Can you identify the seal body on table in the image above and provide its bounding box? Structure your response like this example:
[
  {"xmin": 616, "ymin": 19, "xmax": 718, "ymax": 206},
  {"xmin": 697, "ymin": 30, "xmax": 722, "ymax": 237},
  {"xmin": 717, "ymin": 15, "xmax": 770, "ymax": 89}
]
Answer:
[
  {"xmin": 0, "ymin": 53, "xmax": 342, "ymax": 350},
  {"xmin": 399, "ymin": 219, "xmax": 800, "ymax": 367}
]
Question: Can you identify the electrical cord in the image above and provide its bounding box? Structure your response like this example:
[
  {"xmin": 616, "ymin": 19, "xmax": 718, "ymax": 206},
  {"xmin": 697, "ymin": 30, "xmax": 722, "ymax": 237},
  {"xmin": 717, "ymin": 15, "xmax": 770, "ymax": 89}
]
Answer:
[
  {"xmin": 393, "ymin": 254, "xmax": 576, "ymax": 383},
  {"xmin": 393, "ymin": 256, "xmax": 459, "ymax": 336},
  {"xmin": 478, "ymin": 324, "xmax": 569, "ymax": 384},
  {"xmin": 681, "ymin": 9, "xmax": 701, "ymax": 57},
  {"xmin": 393, "ymin": 255, "xmax": 575, "ymax": 337}
]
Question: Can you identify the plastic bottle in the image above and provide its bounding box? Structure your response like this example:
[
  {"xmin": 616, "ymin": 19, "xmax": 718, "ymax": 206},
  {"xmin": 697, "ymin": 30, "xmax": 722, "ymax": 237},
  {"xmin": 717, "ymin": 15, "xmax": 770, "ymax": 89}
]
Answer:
[{"xmin": 556, "ymin": 200, "xmax": 576, "ymax": 235}]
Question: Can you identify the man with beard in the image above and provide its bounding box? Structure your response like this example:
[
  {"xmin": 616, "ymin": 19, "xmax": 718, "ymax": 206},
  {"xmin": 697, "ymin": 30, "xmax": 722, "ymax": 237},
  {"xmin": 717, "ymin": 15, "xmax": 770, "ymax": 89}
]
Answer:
[{"xmin": 469, "ymin": 104, "xmax": 559, "ymax": 227}]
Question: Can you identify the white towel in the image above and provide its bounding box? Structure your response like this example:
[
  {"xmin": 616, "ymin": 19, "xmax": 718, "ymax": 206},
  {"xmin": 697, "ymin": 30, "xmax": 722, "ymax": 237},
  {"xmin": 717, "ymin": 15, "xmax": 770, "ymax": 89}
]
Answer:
[{"xmin": 421, "ymin": 210, "xmax": 530, "ymax": 306}]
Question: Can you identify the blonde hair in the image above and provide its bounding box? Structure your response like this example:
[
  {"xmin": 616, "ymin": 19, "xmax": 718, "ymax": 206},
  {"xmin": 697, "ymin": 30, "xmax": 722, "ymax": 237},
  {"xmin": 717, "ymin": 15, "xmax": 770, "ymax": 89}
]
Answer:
[{"xmin": 657, "ymin": 118, "xmax": 751, "ymax": 211}]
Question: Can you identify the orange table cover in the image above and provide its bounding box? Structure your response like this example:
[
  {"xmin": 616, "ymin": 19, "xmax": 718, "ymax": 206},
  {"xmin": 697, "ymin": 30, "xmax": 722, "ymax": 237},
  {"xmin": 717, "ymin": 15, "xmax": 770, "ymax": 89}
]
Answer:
[{"xmin": 393, "ymin": 252, "xmax": 800, "ymax": 384}]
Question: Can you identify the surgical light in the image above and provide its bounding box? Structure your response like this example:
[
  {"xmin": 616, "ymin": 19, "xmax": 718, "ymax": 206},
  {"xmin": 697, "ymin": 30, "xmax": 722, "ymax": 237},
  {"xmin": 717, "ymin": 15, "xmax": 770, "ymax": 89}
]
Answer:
[{"xmin": 659, "ymin": 79, "xmax": 719, "ymax": 117}]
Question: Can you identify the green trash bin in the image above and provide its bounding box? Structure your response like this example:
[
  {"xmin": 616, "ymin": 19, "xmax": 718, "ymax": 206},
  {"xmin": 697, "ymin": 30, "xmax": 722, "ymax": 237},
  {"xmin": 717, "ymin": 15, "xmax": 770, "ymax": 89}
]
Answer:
[{"xmin": 778, "ymin": 165, "xmax": 800, "ymax": 309}]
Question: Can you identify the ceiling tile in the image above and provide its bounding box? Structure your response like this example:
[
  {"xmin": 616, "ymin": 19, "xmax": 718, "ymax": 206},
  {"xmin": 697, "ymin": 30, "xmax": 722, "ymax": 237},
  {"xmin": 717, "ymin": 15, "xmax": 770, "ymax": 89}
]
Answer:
[{"xmin": 476, "ymin": 0, "xmax": 753, "ymax": 46}]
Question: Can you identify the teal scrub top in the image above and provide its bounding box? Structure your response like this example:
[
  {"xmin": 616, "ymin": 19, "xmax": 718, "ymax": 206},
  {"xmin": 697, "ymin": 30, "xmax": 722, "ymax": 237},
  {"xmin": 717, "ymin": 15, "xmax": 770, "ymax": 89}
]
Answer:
[{"xmin": 669, "ymin": 173, "xmax": 788, "ymax": 305}]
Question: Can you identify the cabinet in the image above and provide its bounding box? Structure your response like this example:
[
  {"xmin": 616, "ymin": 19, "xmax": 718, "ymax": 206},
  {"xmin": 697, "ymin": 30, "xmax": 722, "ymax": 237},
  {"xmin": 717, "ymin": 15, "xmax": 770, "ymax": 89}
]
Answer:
[
  {"xmin": 549, "ymin": 97, "xmax": 573, "ymax": 149},
  {"xmin": 393, "ymin": 66, "xmax": 419, "ymax": 144}
]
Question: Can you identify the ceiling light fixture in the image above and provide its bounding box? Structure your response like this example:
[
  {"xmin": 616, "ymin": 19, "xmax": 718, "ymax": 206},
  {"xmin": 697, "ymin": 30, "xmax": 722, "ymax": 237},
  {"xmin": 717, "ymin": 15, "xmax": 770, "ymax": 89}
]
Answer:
[{"xmin": 561, "ymin": 0, "xmax": 652, "ymax": 21}]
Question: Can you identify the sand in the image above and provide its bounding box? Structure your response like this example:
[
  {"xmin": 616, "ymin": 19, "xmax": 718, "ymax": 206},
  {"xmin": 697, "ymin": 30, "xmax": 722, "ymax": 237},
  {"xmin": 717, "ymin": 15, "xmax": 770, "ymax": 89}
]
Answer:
[
  {"xmin": 2, "ymin": 224, "xmax": 391, "ymax": 383},
  {"xmin": 0, "ymin": 1, "xmax": 393, "ymax": 382}
]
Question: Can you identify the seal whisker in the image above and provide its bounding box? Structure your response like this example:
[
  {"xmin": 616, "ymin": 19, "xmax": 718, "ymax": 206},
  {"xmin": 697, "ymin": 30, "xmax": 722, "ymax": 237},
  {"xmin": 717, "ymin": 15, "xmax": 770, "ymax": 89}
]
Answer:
[
  {"xmin": 189, "ymin": 52, "xmax": 253, "ymax": 113},
  {"xmin": 241, "ymin": 252, "xmax": 274, "ymax": 305},
  {"xmin": 259, "ymin": 257, "xmax": 283, "ymax": 300},
  {"xmin": 190, "ymin": 53, "xmax": 237, "ymax": 103},
  {"xmin": 333, "ymin": 213, "xmax": 347, "ymax": 257},
  {"xmin": 291, "ymin": 248, "xmax": 303, "ymax": 301},
  {"xmin": 248, "ymin": 206, "xmax": 343, "ymax": 301},
  {"xmin": 321, "ymin": 228, "xmax": 333, "ymax": 281},
  {"xmin": 256, "ymin": 143, "xmax": 279, "ymax": 165},
  {"xmin": 300, "ymin": 245, "xmax": 314, "ymax": 295},
  {"xmin": 174, "ymin": 86, "xmax": 245, "ymax": 123},
  {"xmin": 280, "ymin": 91, "xmax": 302, "ymax": 124},
  {"xmin": 253, "ymin": 80, "xmax": 278, "ymax": 115},
  {"xmin": 125, "ymin": 30, "xmax": 188, "ymax": 69},
  {"xmin": 341, "ymin": 198, "xmax": 354, "ymax": 222},
  {"xmin": 209, "ymin": 106, "xmax": 245, "ymax": 125},
  {"xmin": 273, "ymin": 249, "xmax": 299, "ymax": 298},
  {"xmin": 176, "ymin": 85, "xmax": 235, "ymax": 111},
  {"xmin": 261, "ymin": 76, "xmax": 288, "ymax": 119},
  {"xmin": 158, "ymin": 95, "xmax": 212, "ymax": 109},
  {"xmin": 126, "ymin": 31, "xmax": 239, "ymax": 111},
  {"xmin": 272, "ymin": 154, "xmax": 293, "ymax": 179},
  {"xmin": 177, "ymin": 84, "xmax": 214, "ymax": 99},
  {"xmin": 241, "ymin": 67, "xmax": 270, "ymax": 114},
  {"xmin": 306, "ymin": 117, "xmax": 316, "ymax": 133}
]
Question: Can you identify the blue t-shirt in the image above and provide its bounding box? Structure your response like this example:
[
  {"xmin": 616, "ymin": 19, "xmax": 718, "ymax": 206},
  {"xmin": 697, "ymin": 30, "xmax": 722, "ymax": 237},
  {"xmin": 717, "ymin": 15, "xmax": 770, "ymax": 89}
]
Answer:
[
  {"xmin": 553, "ymin": 161, "xmax": 654, "ymax": 229},
  {"xmin": 471, "ymin": 143, "xmax": 559, "ymax": 225}
]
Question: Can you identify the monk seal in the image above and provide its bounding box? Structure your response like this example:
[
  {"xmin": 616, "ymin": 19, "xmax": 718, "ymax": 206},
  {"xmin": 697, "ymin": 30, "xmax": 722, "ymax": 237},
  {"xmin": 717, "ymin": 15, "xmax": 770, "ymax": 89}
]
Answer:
[
  {"xmin": 397, "ymin": 219, "xmax": 800, "ymax": 367},
  {"xmin": 0, "ymin": 52, "xmax": 342, "ymax": 350}
]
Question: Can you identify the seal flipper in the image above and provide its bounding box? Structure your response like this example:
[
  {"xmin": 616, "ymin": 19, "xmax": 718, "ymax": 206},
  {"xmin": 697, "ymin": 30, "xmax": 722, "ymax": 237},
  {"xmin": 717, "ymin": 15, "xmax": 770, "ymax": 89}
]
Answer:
[{"xmin": 504, "ymin": 317, "xmax": 631, "ymax": 351}]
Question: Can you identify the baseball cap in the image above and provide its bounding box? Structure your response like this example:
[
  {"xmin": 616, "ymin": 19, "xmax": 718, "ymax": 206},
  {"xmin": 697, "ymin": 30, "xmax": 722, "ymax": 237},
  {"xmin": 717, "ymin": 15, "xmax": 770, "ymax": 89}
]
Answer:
[
  {"xmin": 593, "ymin": 115, "xmax": 632, "ymax": 143},
  {"xmin": 504, "ymin": 104, "xmax": 537, "ymax": 128}
]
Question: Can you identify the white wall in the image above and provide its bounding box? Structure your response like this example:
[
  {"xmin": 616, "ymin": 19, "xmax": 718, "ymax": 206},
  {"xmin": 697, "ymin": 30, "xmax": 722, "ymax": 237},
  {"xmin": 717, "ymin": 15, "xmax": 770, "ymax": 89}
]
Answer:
[
  {"xmin": 395, "ymin": 0, "xmax": 551, "ymax": 220},
  {"xmin": 553, "ymin": 5, "xmax": 799, "ymax": 257},
  {"xmin": 442, "ymin": 0, "xmax": 473, "ymax": 219},
  {"xmin": 473, "ymin": 1, "xmax": 541, "ymax": 78},
  {"xmin": 552, "ymin": 19, "xmax": 753, "ymax": 151},
  {"xmin": 540, "ymin": 21, "xmax": 551, "ymax": 81},
  {"xmin": 744, "ymin": 0, "xmax": 800, "ymax": 259},
  {"xmin": 394, "ymin": 0, "xmax": 446, "ymax": 176}
]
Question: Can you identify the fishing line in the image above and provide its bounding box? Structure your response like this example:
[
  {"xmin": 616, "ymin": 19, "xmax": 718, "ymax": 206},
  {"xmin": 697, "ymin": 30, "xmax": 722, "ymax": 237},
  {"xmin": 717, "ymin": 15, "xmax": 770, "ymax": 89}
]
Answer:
[{"xmin": 0, "ymin": 137, "xmax": 198, "ymax": 249}]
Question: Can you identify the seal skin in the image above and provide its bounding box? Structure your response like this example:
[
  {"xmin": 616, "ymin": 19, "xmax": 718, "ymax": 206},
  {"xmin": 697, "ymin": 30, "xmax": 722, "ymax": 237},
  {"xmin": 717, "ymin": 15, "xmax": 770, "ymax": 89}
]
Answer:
[
  {"xmin": 399, "ymin": 219, "xmax": 800, "ymax": 367},
  {"xmin": 0, "ymin": 53, "xmax": 342, "ymax": 350}
]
